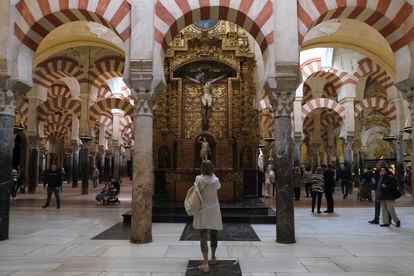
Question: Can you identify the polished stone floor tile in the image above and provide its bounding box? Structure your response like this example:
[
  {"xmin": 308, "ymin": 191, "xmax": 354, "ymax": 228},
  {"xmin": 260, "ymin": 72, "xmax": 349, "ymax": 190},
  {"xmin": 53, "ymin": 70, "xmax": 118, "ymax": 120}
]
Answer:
[
  {"xmin": 101, "ymin": 245, "xmax": 168, "ymax": 257},
  {"xmin": 298, "ymin": 257, "xmax": 345, "ymax": 272},
  {"xmin": 227, "ymin": 245, "xmax": 263, "ymax": 258},
  {"xmin": 55, "ymin": 257, "xmax": 188, "ymax": 273},
  {"xmin": 330, "ymin": 256, "xmax": 395, "ymax": 272},
  {"xmin": 164, "ymin": 245, "xmax": 229, "ymax": 258},
  {"xmin": 238, "ymin": 258, "xmax": 308, "ymax": 273}
]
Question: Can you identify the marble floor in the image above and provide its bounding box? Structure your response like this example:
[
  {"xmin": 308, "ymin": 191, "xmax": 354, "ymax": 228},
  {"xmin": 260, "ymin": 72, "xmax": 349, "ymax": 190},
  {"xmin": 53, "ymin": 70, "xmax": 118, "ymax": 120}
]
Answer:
[{"xmin": 1, "ymin": 206, "xmax": 414, "ymax": 275}]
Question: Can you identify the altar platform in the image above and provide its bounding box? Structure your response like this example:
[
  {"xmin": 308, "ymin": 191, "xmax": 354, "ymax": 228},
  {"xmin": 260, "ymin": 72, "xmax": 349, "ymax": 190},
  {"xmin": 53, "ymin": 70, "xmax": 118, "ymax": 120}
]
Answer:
[{"xmin": 122, "ymin": 198, "xmax": 276, "ymax": 225}]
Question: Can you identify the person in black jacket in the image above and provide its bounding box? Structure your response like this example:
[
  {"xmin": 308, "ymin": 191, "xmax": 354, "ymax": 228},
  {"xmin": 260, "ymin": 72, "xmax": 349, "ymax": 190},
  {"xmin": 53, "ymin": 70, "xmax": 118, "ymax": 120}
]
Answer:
[
  {"xmin": 378, "ymin": 166, "xmax": 401, "ymax": 227},
  {"xmin": 42, "ymin": 164, "xmax": 62, "ymax": 209},
  {"xmin": 323, "ymin": 165, "xmax": 335, "ymax": 213}
]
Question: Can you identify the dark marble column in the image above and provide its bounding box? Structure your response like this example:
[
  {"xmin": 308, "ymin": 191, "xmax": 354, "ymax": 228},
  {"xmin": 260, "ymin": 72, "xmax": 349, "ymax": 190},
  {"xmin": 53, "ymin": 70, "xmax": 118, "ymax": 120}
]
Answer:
[
  {"xmin": 72, "ymin": 144, "xmax": 79, "ymax": 188},
  {"xmin": 80, "ymin": 138, "xmax": 92, "ymax": 195},
  {"xmin": 326, "ymin": 147, "xmax": 333, "ymax": 167},
  {"xmin": 344, "ymin": 139, "xmax": 354, "ymax": 194},
  {"xmin": 0, "ymin": 114, "xmax": 14, "ymax": 241},
  {"xmin": 293, "ymin": 139, "xmax": 301, "ymax": 167},
  {"xmin": 66, "ymin": 150, "xmax": 72, "ymax": 184},
  {"xmin": 98, "ymin": 149, "xmax": 105, "ymax": 183},
  {"xmin": 104, "ymin": 154, "xmax": 111, "ymax": 182},
  {"xmin": 113, "ymin": 145, "xmax": 120, "ymax": 182},
  {"xmin": 359, "ymin": 148, "xmax": 366, "ymax": 172},
  {"xmin": 395, "ymin": 138, "xmax": 405, "ymax": 189},
  {"xmin": 269, "ymin": 86, "xmax": 296, "ymax": 244},
  {"xmin": 27, "ymin": 138, "xmax": 39, "ymax": 194}
]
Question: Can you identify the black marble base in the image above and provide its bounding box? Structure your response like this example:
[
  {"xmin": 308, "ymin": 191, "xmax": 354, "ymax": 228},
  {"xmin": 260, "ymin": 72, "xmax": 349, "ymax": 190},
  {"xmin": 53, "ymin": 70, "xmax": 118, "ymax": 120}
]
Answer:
[
  {"xmin": 92, "ymin": 222, "xmax": 129, "ymax": 240},
  {"xmin": 186, "ymin": 260, "xmax": 241, "ymax": 276},
  {"xmin": 123, "ymin": 198, "xmax": 276, "ymax": 225},
  {"xmin": 180, "ymin": 224, "xmax": 260, "ymax": 241}
]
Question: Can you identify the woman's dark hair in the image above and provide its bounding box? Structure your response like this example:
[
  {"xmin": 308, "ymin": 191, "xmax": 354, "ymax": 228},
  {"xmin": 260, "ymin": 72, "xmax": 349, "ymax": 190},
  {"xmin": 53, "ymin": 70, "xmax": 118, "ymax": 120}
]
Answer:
[{"xmin": 200, "ymin": 160, "xmax": 214, "ymax": 175}]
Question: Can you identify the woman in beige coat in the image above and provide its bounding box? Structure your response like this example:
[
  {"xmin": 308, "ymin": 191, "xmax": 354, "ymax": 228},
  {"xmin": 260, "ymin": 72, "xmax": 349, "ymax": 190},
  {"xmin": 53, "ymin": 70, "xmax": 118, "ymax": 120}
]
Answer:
[{"xmin": 193, "ymin": 160, "xmax": 223, "ymax": 273}]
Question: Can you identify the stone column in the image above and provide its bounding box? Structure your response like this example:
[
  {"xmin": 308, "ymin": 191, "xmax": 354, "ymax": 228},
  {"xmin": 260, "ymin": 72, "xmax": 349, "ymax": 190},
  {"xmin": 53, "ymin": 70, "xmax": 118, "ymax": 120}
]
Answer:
[
  {"xmin": 71, "ymin": 142, "xmax": 79, "ymax": 188},
  {"xmin": 0, "ymin": 91, "xmax": 16, "ymax": 240},
  {"xmin": 326, "ymin": 146, "xmax": 333, "ymax": 167},
  {"xmin": 395, "ymin": 138, "xmax": 405, "ymax": 188},
  {"xmin": 80, "ymin": 137, "xmax": 92, "ymax": 195},
  {"xmin": 267, "ymin": 65, "xmax": 299, "ymax": 244},
  {"xmin": 113, "ymin": 144, "xmax": 121, "ymax": 182},
  {"xmin": 396, "ymin": 80, "xmax": 414, "ymax": 189},
  {"xmin": 104, "ymin": 153, "xmax": 111, "ymax": 182},
  {"xmin": 359, "ymin": 146, "xmax": 366, "ymax": 172},
  {"xmin": 309, "ymin": 143, "xmax": 320, "ymax": 169},
  {"xmin": 66, "ymin": 149, "xmax": 73, "ymax": 184},
  {"xmin": 98, "ymin": 146, "xmax": 105, "ymax": 183},
  {"xmin": 131, "ymin": 89, "xmax": 156, "ymax": 244},
  {"xmin": 344, "ymin": 139, "xmax": 354, "ymax": 194},
  {"xmin": 27, "ymin": 137, "xmax": 39, "ymax": 194},
  {"xmin": 293, "ymin": 138, "xmax": 302, "ymax": 167}
]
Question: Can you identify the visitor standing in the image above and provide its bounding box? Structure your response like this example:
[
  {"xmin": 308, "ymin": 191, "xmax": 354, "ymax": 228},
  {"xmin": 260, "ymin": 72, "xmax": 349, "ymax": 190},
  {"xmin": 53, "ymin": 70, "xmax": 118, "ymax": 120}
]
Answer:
[
  {"xmin": 193, "ymin": 160, "xmax": 222, "ymax": 273},
  {"xmin": 42, "ymin": 164, "xmax": 62, "ymax": 209},
  {"xmin": 378, "ymin": 165, "xmax": 401, "ymax": 227},
  {"xmin": 302, "ymin": 167, "xmax": 313, "ymax": 198},
  {"xmin": 323, "ymin": 165, "xmax": 335, "ymax": 213},
  {"xmin": 293, "ymin": 166, "xmax": 302, "ymax": 200},
  {"xmin": 263, "ymin": 164, "xmax": 274, "ymax": 198},
  {"xmin": 340, "ymin": 163, "xmax": 350, "ymax": 199},
  {"xmin": 92, "ymin": 167, "xmax": 100, "ymax": 188},
  {"xmin": 369, "ymin": 160, "xmax": 390, "ymax": 224},
  {"xmin": 311, "ymin": 167, "xmax": 324, "ymax": 214},
  {"xmin": 10, "ymin": 168, "xmax": 18, "ymax": 200}
]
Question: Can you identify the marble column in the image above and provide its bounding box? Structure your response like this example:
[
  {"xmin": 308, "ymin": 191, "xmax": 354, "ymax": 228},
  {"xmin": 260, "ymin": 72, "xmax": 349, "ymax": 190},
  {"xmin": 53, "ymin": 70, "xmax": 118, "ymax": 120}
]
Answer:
[
  {"xmin": 344, "ymin": 139, "xmax": 354, "ymax": 194},
  {"xmin": 98, "ymin": 147, "xmax": 105, "ymax": 183},
  {"xmin": 0, "ymin": 108, "xmax": 15, "ymax": 240},
  {"xmin": 131, "ymin": 89, "xmax": 155, "ymax": 244},
  {"xmin": 66, "ymin": 150, "xmax": 72, "ymax": 184},
  {"xmin": 359, "ymin": 147, "xmax": 366, "ymax": 172},
  {"xmin": 27, "ymin": 137, "xmax": 39, "ymax": 194},
  {"xmin": 104, "ymin": 154, "xmax": 111, "ymax": 182},
  {"xmin": 268, "ymin": 75, "xmax": 298, "ymax": 244},
  {"xmin": 113, "ymin": 144, "xmax": 120, "ymax": 182},
  {"xmin": 293, "ymin": 139, "xmax": 301, "ymax": 167},
  {"xmin": 80, "ymin": 138, "xmax": 92, "ymax": 195},
  {"xmin": 72, "ymin": 143, "xmax": 79, "ymax": 188},
  {"xmin": 310, "ymin": 143, "xmax": 320, "ymax": 170},
  {"xmin": 326, "ymin": 146, "xmax": 333, "ymax": 167},
  {"xmin": 395, "ymin": 138, "xmax": 405, "ymax": 187}
]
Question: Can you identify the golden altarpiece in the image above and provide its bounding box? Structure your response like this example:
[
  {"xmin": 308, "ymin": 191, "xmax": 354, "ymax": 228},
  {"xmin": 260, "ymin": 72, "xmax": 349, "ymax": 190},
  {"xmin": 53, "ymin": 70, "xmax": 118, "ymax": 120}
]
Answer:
[{"xmin": 153, "ymin": 21, "xmax": 260, "ymax": 202}]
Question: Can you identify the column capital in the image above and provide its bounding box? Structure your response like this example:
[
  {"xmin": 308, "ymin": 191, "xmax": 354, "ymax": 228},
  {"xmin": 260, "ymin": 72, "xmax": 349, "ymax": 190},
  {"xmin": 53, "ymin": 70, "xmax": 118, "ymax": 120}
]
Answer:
[
  {"xmin": 395, "ymin": 76, "xmax": 414, "ymax": 103},
  {"xmin": 344, "ymin": 138, "xmax": 354, "ymax": 150},
  {"xmin": 71, "ymin": 140, "xmax": 80, "ymax": 151},
  {"xmin": 132, "ymin": 88, "xmax": 157, "ymax": 116}
]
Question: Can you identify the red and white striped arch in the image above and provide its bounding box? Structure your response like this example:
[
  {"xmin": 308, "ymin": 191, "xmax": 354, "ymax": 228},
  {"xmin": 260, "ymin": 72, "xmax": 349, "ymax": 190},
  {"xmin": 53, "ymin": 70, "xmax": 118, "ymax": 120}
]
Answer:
[
  {"xmin": 354, "ymin": 97, "xmax": 397, "ymax": 120},
  {"xmin": 354, "ymin": 58, "xmax": 394, "ymax": 89},
  {"xmin": 14, "ymin": 0, "xmax": 131, "ymax": 52},
  {"xmin": 34, "ymin": 57, "xmax": 85, "ymax": 88},
  {"xmin": 38, "ymin": 97, "xmax": 81, "ymax": 121},
  {"xmin": 90, "ymin": 56, "xmax": 125, "ymax": 88},
  {"xmin": 154, "ymin": 0, "xmax": 274, "ymax": 53},
  {"xmin": 44, "ymin": 124, "xmax": 69, "ymax": 139},
  {"xmin": 297, "ymin": 0, "xmax": 414, "ymax": 52},
  {"xmin": 48, "ymin": 84, "xmax": 72, "ymax": 99},
  {"xmin": 97, "ymin": 85, "xmax": 112, "ymax": 99},
  {"xmin": 46, "ymin": 112, "xmax": 73, "ymax": 129},
  {"xmin": 302, "ymin": 98, "xmax": 346, "ymax": 121},
  {"xmin": 301, "ymin": 58, "xmax": 357, "ymax": 89},
  {"xmin": 89, "ymin": 98, "xmax": 134, "ymax": 122}
]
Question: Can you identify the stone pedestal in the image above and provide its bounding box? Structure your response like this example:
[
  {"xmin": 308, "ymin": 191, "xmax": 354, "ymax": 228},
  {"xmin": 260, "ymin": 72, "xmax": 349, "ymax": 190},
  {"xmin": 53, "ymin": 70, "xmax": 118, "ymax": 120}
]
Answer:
[
  {"xmin": 72, "ymin": 144, "xmax": 79, "ymax": 188},
  {"xmin": 0, "ymin": 114, "xmax": 14, "ymax": 241},
  {"xmin": 80, "ymin": 138, "xmax": 92, "ymax": 195},
  {"xmin": 27, "ymin": 139, "xmax": 39, "ymax": 194}
]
